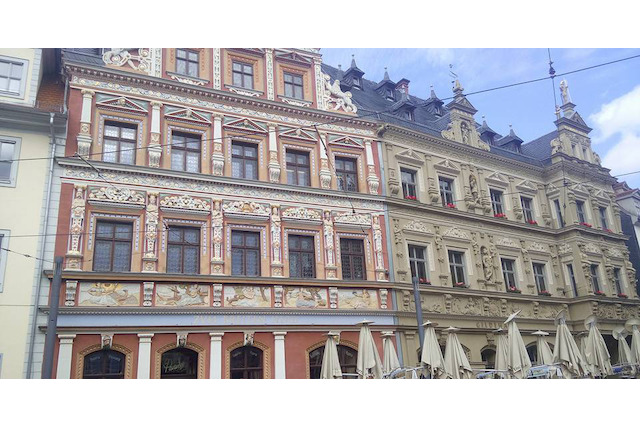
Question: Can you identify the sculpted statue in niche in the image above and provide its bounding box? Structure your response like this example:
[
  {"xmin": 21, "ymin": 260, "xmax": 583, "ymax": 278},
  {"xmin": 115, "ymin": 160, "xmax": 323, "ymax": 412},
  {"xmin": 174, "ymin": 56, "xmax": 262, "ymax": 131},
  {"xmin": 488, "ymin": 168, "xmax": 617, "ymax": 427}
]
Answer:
[
  {"xmin": 481, "ymin": 246, "xmax": 493, "ymax": 282},
  {"xmin": 469, "ymin": 173, "xmax": 479, "ymax": 203},
  {"xmin": 460, "ymin": 121, "xmax": 470, "ymax": 144}
]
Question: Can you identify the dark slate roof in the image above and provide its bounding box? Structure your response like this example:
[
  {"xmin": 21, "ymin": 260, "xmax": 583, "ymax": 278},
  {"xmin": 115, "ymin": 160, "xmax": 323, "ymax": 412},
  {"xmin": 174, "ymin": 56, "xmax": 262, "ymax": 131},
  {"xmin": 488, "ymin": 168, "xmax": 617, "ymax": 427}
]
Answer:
[
  {"xmin": 521, "ymin": 130, "xmax": 557, "ymax": 163},
  {"xmin": 62, "ymin": 49, "xmax": 105, "ymax": 66}
]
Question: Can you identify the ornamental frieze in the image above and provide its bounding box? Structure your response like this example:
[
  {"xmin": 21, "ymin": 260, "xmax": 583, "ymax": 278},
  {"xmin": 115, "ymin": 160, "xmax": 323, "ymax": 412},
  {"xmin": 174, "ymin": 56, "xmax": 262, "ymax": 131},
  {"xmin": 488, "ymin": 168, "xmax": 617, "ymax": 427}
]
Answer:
[
  {"xmin": 495, "ymin": 237, "xmax": 519, "ymax": 249},
  {"xmin": 443, "ymin": 227, "xmax": 470, "ymax": 241},
  {"xmin": 333, "ymin": 212, "xmax": 371, "ymax": 226},
  {"xmin": 160, "ymin": 194, "xmax": 211, "ymax": 212},
  {"xmin": 402, "ymin": 220, "xmax": 434, "ymax": 234},
  {"xmin": 88, "ymin": 186, "xmax": 145, "ymax": 206},
  {"xmin": 527, "ymin": 242, "xmax": 549, "ymax": 254},
  {"xmin": 281, "ymin": 207, "xmax": 322, "ymax": 222},
  {"xmin": 222, "ymin": 201, "xmax": 270, "ymax": 217}
]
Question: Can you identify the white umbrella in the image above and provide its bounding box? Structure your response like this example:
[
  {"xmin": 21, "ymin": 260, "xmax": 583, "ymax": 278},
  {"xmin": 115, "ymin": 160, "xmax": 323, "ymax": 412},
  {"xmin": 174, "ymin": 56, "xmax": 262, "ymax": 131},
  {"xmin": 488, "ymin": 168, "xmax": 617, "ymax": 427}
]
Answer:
[
  {"xmin": 493, "ymin": 328, "xmax": 508, "ymax": 372},
  {"xmin": 552, "ymin": 310, "xmax": 587, "ymax": 378},
  {"xmin": 356, "ymin": 320, "xmax": 383, "ymax": 379},
  {"xmin": 319, "ymin": 332, "xmax": 342, "ymax": 379},
  {"xmin": 626, "ymin": 319, "xmax": 640, "ymax": 364},
  {"xmin": 532, "ymin": 330, "xmax": 554, "ymax": 365},
  {"xmin": 443, "ymin": 326, "xmax": 473, "ymax": 379},
  {"xmin": 583, "ymin": 315, "xmax": 613, "ymax": 377},
  {"xmin": 420, "ymin": 321, "xmax": 447, "ymax": 378},
  {"xmin": 504, "ymin": 311, "xmax": 532, "ymax": 379},
  {"xmin": 381, "ymin": 331, "xmax": 401, "ymax": 375},
  {"xmin": 613, "ymin": 327, "xmax": 632, "ymax": 365}
]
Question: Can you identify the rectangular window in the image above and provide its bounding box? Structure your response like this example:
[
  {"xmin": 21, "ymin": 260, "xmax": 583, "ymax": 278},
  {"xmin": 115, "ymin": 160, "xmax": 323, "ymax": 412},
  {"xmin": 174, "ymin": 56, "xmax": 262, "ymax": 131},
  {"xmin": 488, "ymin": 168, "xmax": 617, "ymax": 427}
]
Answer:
[
  {"xmin": 408, "ymin": 245, "xmax": 428, "ymax": 284},
  {"xmin": 340, "ymin": 239, "xmax": 366, "ymax": 280},
  {"xmin": 599, "ymin": 207, "xmax": 608, "ymax": 229},
  {"xmin": 501, "ymin": 258, "xmax": 517, "ymax": 290},
  {"xmin": 532, "ymin": 263, "xmax": 547, "ymax": 293},
  {"xmin": 613, "ymin": 268, "xmax": 623, "ymax": 295},
  {"xmin": 521, "ymin": 196, "xmax": 534, "ymax": 222},
  {"xmin": 288, "ymin": 235, "xmax": 315, "ymax": 278},
  {"xmin": 284, "ymin": 72, "xmax": 304, "ymax": 100},
  {"xmin": 231, "ymin": 141, "xmax": 258, "ymax": 180},
  {"xmin": 286, "ymin": 149, "xmax": 310, "ymax": 186},
  {"xmin": 439, "ymin": 177, "xmax": 455, "ymax": 206},
  {"xmin": 93, "ymin": 221, "xmax": 133, "ymax": 272},
  {"xmin": 0, "ymin": 138, "xmax": 17, "ymax": 183},
  {"xmin": 335, "ymin": 157, "xmax": 358, "ymax": 192},
  {"xmin": 448, "ymin": 250, "xmax": 466, "ymax": 286},
  {"xmin": 590, "ymin": 264, "xmax": 601, "ymax": 293},
  {"xmin": 401, "ymin": 168, "xmax": 417, "ymax": 199},
  {"xmin": 171, "ymin": 132, "xmax": 201, "ymax": 173},
  {"xmin": 232, "ymin": 61, "xmax": 254, "ymax": 89},
  {"xmin": 490, "ymin": 189, "xmax": 504, "ymax": 215},
  {"xmin": 231, "ymin": 230, "xmax": 260, "ymax": 276},
  {"xmin": 167, "ymin": 226, "xmax": 201, "ymax": 274},
  {"xmin": 554, "ymin": 199, "xmax": 565, "ymax": 228},
  {"xmin": 567, "ymin": 263, "xmax": 578, "ymax": 297},
  {"xmin": 0, "ymin": 57, "xmax": 25, "ymax": 95},
  {"xmin": 176, "ymin": 49, "xmax": 199, "ymax": 78},
  {"xmin": 103, "ymin": 122, "xmax": 137, "ymax": 165},
  {"xmin": 576, "ymin": 201, "xmax": 586, "ymax": 223}
]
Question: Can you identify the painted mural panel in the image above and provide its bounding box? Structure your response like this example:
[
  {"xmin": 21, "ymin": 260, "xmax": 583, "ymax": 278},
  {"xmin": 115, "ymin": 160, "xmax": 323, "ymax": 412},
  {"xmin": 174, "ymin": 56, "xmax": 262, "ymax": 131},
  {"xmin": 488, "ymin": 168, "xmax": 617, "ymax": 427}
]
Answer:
[
  {"xmin": 79, "ymin": 283, "xmax": 140, "ymax": 306},
  {"xmin": 156, "ymin": 284, "xmax": 210, "ymax": 307},
  {"xmin": 224, "ymin": 286, "xmax": 271, "ymax": 307},
  {"xmin": 283, "ymin": 287, "xmax": 328, "ymax": 309},
  {"xmin": 337, "ymin": 289, "xmax": 379, "ymax": 310}
]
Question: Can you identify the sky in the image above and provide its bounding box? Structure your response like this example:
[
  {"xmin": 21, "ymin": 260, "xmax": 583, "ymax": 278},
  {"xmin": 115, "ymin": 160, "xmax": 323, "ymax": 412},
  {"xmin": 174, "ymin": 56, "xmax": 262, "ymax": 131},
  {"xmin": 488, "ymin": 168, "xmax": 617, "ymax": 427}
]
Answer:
[{"xmin": 321, "ymin": 48, "xmax": 640, "ymax": 188}]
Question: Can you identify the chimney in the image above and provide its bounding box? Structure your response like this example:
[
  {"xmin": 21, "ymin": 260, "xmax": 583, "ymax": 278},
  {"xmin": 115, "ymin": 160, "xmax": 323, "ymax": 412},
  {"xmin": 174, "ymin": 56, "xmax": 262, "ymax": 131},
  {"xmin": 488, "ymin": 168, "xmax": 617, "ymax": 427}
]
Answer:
[{"xmin": 395, "ymin": 78, "xmax": 410, "ymax": 95}]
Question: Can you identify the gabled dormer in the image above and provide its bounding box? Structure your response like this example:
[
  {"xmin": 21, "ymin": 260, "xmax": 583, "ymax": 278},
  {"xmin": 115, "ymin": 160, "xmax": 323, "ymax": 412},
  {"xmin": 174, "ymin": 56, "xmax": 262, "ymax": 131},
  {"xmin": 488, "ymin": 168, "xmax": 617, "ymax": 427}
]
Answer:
[
  {"xmin": 478, "ymin": 116, "xmax": 499, "ymax": 145},
  {"xmin": 375, "ymin": 68, "xmax": 397, "ymax": 101},
  {"xmin": 423, "ymin": 86, "xmax": 444, "ymax": 117},
  {"xmin": 440, "ymin": 80, "xmax": 490, "ymax": 151},
  {"xmin": 497, "ymin": 125, "xmax": 523, "ymax": 153},
  {"xmin": 341, "ymin": 55, "xmax": 365, "ymax": 90},
  {"xmin": 392, "ymin": 91, "xmax": 417, "ymax": 121}
]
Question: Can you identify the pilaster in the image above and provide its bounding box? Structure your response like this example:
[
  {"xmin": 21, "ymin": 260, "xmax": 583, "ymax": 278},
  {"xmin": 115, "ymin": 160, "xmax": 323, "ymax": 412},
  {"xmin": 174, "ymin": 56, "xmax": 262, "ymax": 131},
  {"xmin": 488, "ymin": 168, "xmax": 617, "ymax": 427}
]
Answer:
[
  {"xmin": 148, "ymin": 101, "xmax": 163, "ymax": 168},
  {"xmin": 77, "ymin": 89, "xmax": 94, "ymax": 156},
  {"xmin": 273, "ymin": 332, "xmax": 287, "ymax": 379},
  {"xmin": 209, "ymin": 332, "xmax": 224, "ymax": 379},
  {"xmin": 56, "ymin": 334, "xmax": 76, "ymax": 379},
  {"xmin": 65, "ymin": 184, "xmax": 87, "ymax": 270},
  {"xmin": 267, "ymin": 124, "xmax": 281, "ymax": 183},
  {"xmin": 364, "ymin": 139, "xmax": 380, "ymax": 195},
  {"xmin": 212, "ymin": 114, "xmax": 224, "ymax": 176},
  {"xmin": 142, "ymin": 192, "xmax": 159, "ymax": 272},
  {"xmin": 318, "ymin": 132, "xmax": 332, "ymax": 189},
  {"xmin": 270, "ymin": 205, "xmax": 283, "ymax": 277},
  {"xmin": 136, "ymin": 333, "xmax": 154, "ymax": 379},
  {"xmin": 211, "ymin": 200, "xmax": 224, "ymax": 274}
]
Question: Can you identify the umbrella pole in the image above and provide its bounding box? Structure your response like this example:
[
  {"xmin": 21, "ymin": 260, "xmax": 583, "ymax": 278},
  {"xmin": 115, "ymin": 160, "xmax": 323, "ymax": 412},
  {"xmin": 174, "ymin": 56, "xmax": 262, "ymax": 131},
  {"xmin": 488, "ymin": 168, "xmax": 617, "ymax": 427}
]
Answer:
[{"xmin": 412, "ymin": 277, "xmax": 425, "ymax": 352}]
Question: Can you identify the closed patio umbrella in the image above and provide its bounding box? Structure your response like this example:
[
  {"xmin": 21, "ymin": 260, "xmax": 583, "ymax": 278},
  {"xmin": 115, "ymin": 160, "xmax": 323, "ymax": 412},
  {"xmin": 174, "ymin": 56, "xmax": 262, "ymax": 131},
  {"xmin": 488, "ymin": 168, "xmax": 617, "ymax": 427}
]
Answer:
[
  {"xmin": 532, "ymin": 330, "xmax": 554, "ymax": 365},
  {"xmin": 613, "ymin": 327, "xmax": 632, "ymax": 365},
  {"xmin": 552, "ymin": 310, "xmax": 587, "ymax": 378},
  {"xmin": 420, "ymin": 321, "xmax": 447, "ymax": 378},
  {"xmin": 583, "ymin": 315, "xmax": 613, "ymax": 377},
  {"xmin": 504, "ymin": 311, "xmax": 532, "ymax": 379},
  {"xmin": 443, "ymin": 326, "xmax": 473, "ymax": 379},
  {"xmin": 493, "ymin": 328, "xmax": 508, "ymax": 373},
  {"xmin": 626, "ymin": 319, "xmax": 640, "ymax": 364},
  {"xmin": 320, "ymin": 332, "xmax": 343, "ymax": 379},
  {"xmin": 381, "ymin": 331, "xmax": 401, "ymax": 375},
  {"xmin": 356, "ymin": 320, "xmax": 383, "ymax": 379}
]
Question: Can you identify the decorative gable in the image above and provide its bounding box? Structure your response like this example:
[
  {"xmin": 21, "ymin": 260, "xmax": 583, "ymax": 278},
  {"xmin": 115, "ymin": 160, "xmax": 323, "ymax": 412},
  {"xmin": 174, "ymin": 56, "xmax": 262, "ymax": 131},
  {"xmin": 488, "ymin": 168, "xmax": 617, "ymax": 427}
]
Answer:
[
  {"xmin": 433, "ymin": 158, "xmax": 460, "ymax": 175},
  {"xmin": 402, "ymin": 220, "xmax": 433, "ymax": 235},
  {"xmin": 223, "ymin": 116, "xmax": 268, "ymax": 134},
  {"xmin": 328, "ymin": 134, "xmax": 364, "ymax": 148},
  {"xmin": 516, "ymin": 179, "xmax": 538, "ymax": 194},
  {"xmin": 485, "ymin": 171, "xmax": 510, "ymax": 188},
  {"xmin": 570, "ymin": 182, "xmax": 590, "ymax": 197},
  {"xmin": 165, "ymin": 107, "xmax": 211, "ymax": 125},
  {"xmin": 546, "ymin": 183, "xmax": 561, "ymax": 197},
  {"xmin": 274, "ymin": 50, "xmax": 312, "ymax": 66},
  {"xmin": 278, "ymin": 125, "xmax": 317, "ymax": 143},
  {"xmin": 395, "ymin": 149, "xmax": 424, "ymax": 166},
  {"xmin": 95, "ymin": 95, "xmax": 148, "ymax": 115},
  {"xmin": 443, "ymin": 227, "xmax": 470, "ymax": 241}
]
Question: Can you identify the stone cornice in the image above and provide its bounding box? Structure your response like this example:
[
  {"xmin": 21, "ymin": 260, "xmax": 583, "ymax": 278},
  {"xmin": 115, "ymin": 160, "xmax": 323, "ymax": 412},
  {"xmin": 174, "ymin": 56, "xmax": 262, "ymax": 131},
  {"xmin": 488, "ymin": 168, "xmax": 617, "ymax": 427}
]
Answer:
[
  {"xmin": 45, "ymin": 307, "xmax": 397, "ymax": 317},
  {"xmin": 64, "ymin": 61, "xmax": 377, "ymax": 132}
]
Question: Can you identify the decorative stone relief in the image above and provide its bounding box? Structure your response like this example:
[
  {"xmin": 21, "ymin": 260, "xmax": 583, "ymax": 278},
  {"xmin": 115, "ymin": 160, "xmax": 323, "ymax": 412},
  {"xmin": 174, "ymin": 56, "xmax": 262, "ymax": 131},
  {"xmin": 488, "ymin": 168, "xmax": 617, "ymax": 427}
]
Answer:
[
  {"xmin": 271, "ymin": 206, "xmax": 283, "ymax": 277},
  {"xmin": 329, "ymin": 287, "xmax": 338, "ymax": 309},
  {"xmin": 527, "ymin": 242, "xmax": 548, "ymax": 253},
  {"xmin": 495, "ymin": 237, "xmax": 519, "ymax": 249},
  {"xmin": 379, "ymin": 289, "xmax": 388, "ymax": 309},
  {"xmin": 211, "ymin": 200, "xmax": 224, "ymax": 275},
  {"xmin": 481, "ymin": 246, "xmax": 493, "ymax": 282},
  {"xmin": 213, "ymin": 48, "xmax": 221, "ymax": 90},
  {"xmin": 222, "ymin": 200, "xmax": 270, "ymax": 217},
  {"xmin": 212, "ymin": 284, "xmax": 223, "ymax": 307},
  {"xmin": 65, "ymin": 281, "xmax": 78, "ymax": 306},
  {"xmin": 143, "ymin": 282, "xmax": 154, "ymax": 307},
  {"xmin": 161, "ymin": 195, "xmax": 211, "ymax": 212},
  {"xmin": 101, "ymin": 334, "xmax": 114, "ymax": 349},
  {"xmin": 143, "ymin": 193, "xmax": 159, "ymax": 272},
  {"xmin": 177, "ymin": 333, "xmax": 188, "ymax": 348},
  {"xmin": 372, "ymin": 216, "xmax": 386, "ymax": 281},
  {"xmin": 323, "ymin": 211, "xmax": 337, "ymax": 279},
  {"xmin": 367, "ymin": 165, "xmax": 380, "ymax": 195},
  {"xmin": 313, "ymin": 58, "xmax": 325, "ymax": 110},
  {"xmin": 584, "ymin": 243, "xmax": 601, "ymax": 255},
  {"xmin": 281, "ymin": 207, "xmax": 322, "ymax": 222},
  {"xmin": 333, "ymin": 212, "xmax": 371, "ymax": 226},
  {"xmin": 266, "ymin": 48, "xmax": 275, "ymax": 101},
  {"xmin": 443, "ymin": 227, "xmax": 470, "ymax": 241},
  {"xmin": 322, "ymin": 73, "xmax": 357, "ymax": 113},
  {"xmin": 88, "ymin": 187, "xmax": 145, "ymax": 206},
  {"xmin": 558, "ymin": 243, "xmax": 572, "ymax": 255},
  {"xmin": 102, "ymin": 48, "xmax": 153, "ymax": 74},
  {"xmin": 66, "ymin": 185, "xmax": 87, "ymax": 270},
  {"xmin": 403, "ymin": 220, "xmax": 433, "ymax": 234},
  {"xmin": 274, "ymin": 285, "xmax": 283, "ymax": 308}
]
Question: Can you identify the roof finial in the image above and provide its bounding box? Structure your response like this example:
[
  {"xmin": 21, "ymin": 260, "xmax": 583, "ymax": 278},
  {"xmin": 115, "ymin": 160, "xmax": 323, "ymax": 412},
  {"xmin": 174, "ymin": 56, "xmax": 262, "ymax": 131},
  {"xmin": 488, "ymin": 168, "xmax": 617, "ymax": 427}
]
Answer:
[
  {"xmin": 509, "ymin": 124, "xmax": 516, "ymax": 136},
  {"xmin": 350, "ymin": 54, "xmax": 357, "ymax": 69},
  {"xmin": 482, "ymin": 115, "xmax": 487, "ymax": 126},
  {"xmin": 383, "ymin": 67, "xmax": 390, "ymax": 81}
]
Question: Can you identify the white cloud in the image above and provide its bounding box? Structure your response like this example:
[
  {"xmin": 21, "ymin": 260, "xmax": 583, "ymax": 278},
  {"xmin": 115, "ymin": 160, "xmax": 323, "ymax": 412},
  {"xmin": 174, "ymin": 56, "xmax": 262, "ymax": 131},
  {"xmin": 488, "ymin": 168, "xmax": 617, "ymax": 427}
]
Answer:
[{"xmin": 589, "ymin": 84, "xmax": 640, "ymax": 143}]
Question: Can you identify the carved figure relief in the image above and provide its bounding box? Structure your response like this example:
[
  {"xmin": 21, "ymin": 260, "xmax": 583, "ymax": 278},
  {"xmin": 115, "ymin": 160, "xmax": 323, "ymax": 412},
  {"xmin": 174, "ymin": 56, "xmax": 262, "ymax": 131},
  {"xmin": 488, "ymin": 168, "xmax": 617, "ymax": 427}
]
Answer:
[
  {"xmin": 156, "ymin": 285, "xmax": 209, "ymax": 307},
  {"xmin": 481, "ymin": 246, "xmax": 493, "ymax": 282},
  {"xmin": 322, "ymin": 74, "xmax": 357, "ymax": 113}
]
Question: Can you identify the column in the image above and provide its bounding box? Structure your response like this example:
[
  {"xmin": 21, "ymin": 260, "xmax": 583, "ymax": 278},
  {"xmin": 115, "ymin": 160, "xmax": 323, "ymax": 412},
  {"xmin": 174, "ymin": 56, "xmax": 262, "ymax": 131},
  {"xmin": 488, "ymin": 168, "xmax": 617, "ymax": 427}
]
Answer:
[
  {"xmin": 209, "ymin": 333, "xmax": 224, "ymax": 379},
  {"xmin": 56, "ymin": 334, "xmax": 76, "ymax": 379},
  {"xmin": 136, "ymin": 333, "xmax": 154, "ymax": 379},
  {"xmin": 65, "ymin": 184, "xmax": 87, "ymax": 271},
  {"xmin": 77, "ymin": 90, "xmax": 94, "ymax": 156},
  {"xmin": 148, "ymin": 101, "xmax": 163, "ymax": 168},
  {"xmin": 364, "ymin": 139, "xmax": 380, "ymax": 195},
  {"xmin": 273, "ymin": 332, "xmax": 287, "ymax": 379},
  {"xmin": 318, "ymin": 132, "xmax": 332, "ymax": 189},
  {"xmin": 212, "ymin": 114, "xmax": 224, "ymax": 176},
  {"xmin": 267, "ymin": 124, "xmax": 281, "ymax": 183}
]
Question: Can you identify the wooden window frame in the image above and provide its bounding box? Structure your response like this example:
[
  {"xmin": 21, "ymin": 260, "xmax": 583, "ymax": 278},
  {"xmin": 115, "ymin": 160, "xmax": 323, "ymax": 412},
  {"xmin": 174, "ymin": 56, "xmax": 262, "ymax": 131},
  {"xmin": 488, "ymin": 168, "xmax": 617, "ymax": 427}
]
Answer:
[
  {"xmin": 176, "ymin": 49, "xmax": 200, "ymax": 78},
  {"xmin": 590, "ymin": 264, "xmax": 601, "ymax": 293},
  {"xmin": 576, "ymin": 200, "xmax": 587, "ymax": 223},
  {"xmin": 286, "ymin": 149, "xmax": 311, "ymax": 187},
  {"xmin": 166, "ymin": 225, "xmax": 201, "ymax": 274},
  {"xmin": 309, "ymin": 344, "xmax": 357, "ymax": 379},
  {"xmin": 232, "ymin": 61, "xmax": 254, "ymax": 89},
  {"xmin": 400, "ymin": 168, "xmax": 417, "ymax": 199},
  {"xmin": 408, "ymin": 244, "xmax": 428, "ymax": 284},
  {"xmin": 521, "ymin": 196, "xmax": 534, "ymax": 222},
  {"xmin": 567, "ymin": 263, "xmax": 578, "ymax": 297},
  {"xmin": 283, "ymin": 71, "xmax": 304, "ymax": 100},
  {"xmin": 532, "ymin": 263, "xmax": 547, "ymax": 293},
  {"xmin": 340, "ymin": 238, "xmax": 366, "ymax": 281},
  {"xmin": 335, "ymin": 156, "xmax": 358, "ymax": 192},
  {"xmin": 599, "ymin": 207, "xmax": 608, "ymax": 229},
  {"xmin": 448, "ymin": 250, "xmax": 466, "ymax": 285},
  {"xmin": 231, "ymin": 230, "xmax": 261, "ymax": 277},
  {"xmin": 554, "ymin": 199, "xmax": 565, "ymax": 227},
  {"xmin": 613, "ymin": 267, "xmax": 623, "ymax": 294},
  {"xmin": 439, "ymin": 177, "xmax": 455, "ymax": 206},
  {"xmin": 102, "ymin": 121, "xmax": 137, "ymax": 165},
  {"xmin": 160, "ymin": 347, "xmax": 198, "ymax": 379},
  {"xmin": 92, "ymin": 220, "xmax": 133, "ymax": 273},
  {"xmin": 231, "ymin": 140, "xmax": 259, "ymax": 180},
  {"xmin": 230, "ymin": 346, "xmax": 263, "ymax": 379},
  {"xmin": 501, "ymin": 258, "xmax": 517, "ymax": 289},
  {"xmin": 490, "ymin": 189, "xmax": 504, "ymax": 215},
  {"xmin": 82, "ymin": 349, "xmax": 125, "ymax": 379},
  {"xmin": 170, "ymin": 131, "xmax": 201, "ymax": 173},
  {"xmin": 288, "ymin": 234, "xmax": 315, "ymax": 279}
]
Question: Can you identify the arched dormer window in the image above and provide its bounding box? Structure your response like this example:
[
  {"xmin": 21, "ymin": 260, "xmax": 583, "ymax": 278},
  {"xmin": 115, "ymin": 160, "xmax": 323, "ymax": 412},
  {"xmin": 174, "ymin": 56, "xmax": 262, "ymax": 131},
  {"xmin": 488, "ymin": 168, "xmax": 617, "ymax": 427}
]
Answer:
[
  {"xmin": 230, "ymin": 346, "xmax": 263, "ymax": 379},
  {"xmin": 161, "ymin": 347, "xmax": 198, "ymax": 379},
  {"xmin": 83, "ymin": 348, "xmax": 125, "ymax": 379},
  {"xmin": 309, "ymin": 344, "xmax": 358, "ymax": 379}
]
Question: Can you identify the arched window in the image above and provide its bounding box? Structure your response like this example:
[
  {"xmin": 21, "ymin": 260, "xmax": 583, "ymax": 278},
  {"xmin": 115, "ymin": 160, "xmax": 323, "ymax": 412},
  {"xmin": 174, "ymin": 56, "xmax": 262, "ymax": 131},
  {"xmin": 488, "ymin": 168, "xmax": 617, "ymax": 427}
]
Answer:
[
  {"xmin": 83, "ymin": 349, "xmax": 125, "ymax": 379},
  {"xmin": 161, "ymin": 347, "xmax": 198, "ymax": 379},
  {"xmin": 230, "ymin": 346, "xmax": 263, "ymax": 379},
  {"xmin": 526, "ymin": 343, "xmax": 538, "ymax": 365},
  {"xmin": 481, "ymin": 347, "xmax": 496, "ymax": 370},
  {"xmin": 309, "ymin": 344, "xmax": 358, "ymax": 379}
]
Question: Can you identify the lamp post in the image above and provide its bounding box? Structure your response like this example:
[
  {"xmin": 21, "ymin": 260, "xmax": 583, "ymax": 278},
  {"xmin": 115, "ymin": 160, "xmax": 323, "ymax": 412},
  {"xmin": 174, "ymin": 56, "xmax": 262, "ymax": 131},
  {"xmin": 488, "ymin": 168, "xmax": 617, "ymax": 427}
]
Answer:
[{"xmin": 412, "ymin": 277, "xmax": 425, "ymax": 351}]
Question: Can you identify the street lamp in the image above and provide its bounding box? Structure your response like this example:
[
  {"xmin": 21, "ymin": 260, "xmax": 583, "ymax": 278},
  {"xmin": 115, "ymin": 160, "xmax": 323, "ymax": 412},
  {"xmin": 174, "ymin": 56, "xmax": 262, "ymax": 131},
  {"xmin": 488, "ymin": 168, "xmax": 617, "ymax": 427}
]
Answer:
[{"xmin": 412, "ymin": 276, "xmax": 425, "ymax": 353}]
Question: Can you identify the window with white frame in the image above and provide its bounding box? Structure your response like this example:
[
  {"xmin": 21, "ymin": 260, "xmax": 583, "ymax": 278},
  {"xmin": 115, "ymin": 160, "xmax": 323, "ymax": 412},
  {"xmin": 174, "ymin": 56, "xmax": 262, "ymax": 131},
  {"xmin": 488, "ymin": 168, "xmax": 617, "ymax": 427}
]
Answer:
[
  {"xmin": 532, "ymin": 263, "xmax": 547, "ymax": 293},
  {"xmin": 0, "ymin": 230, "xmax": 9, "ymax": 292},
  {"xmin": 0, "ymin": 136, "xmax": 20, "ymax": 186},
  {"xmin": 501, "ymin": 258, "xmax": 517, "ymax": 290},
  {"xmin": 400, "ymin": 168, "xmax": 417, "ymax": 200},
  {"xmin": 599, "ymin": 207, "xmax": 608, "ymax": 229},
  {"xmin": 448, "ymin": 250, "xmax": 466, "ymax": 286},
  {"xmin": 0, "ymin": 56, "xmax": 28, "ymax": 97}
]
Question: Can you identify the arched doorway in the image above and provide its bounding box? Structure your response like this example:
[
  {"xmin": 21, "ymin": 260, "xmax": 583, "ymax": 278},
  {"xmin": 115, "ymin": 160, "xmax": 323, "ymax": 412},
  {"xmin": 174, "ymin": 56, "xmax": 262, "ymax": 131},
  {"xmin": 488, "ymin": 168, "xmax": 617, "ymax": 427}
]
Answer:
[
  {"xmin": 526, "ymin": 343, "xmax": 538, "ymax": 365},
  {"xmin": 481, "ymin": 347, "xmax": 496, "ymax": 370},
  {"xmin": 309, "ymin": 344, "xmax": 358, "ymax": 379},
  {"xmin": 160, "ymin": 347, "xmax": 198, "ymax": 379},
  {"xmin": 83, "ymin": 349, "xmax": 125, "ymax": 379},
  {"xmin": 230, "ymin": 346, "xmax": 263, "ymax": 379}
]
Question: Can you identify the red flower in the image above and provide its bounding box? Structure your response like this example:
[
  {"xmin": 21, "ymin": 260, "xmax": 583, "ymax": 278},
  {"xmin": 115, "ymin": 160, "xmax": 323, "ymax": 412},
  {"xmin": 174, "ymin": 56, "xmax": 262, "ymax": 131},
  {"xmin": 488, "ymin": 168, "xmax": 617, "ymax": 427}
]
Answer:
[
  {"xmin": 419, "ymin": 278, "xmax": 431, "ymax": 285},
  {"xmin": 580, "ymin": 222, "xmax": 592, "ymax": 228},
  {"xmin": 494, "ymin": 213, "xmax": 507, "ymax": 218},
  {"xmin": 507, "ymin": 286, "xmax": 521, "ymax": 293},
  {"xmin": 594, "ymin": 290, "xmax": 606, "ymax": 296},
  {"xmin": 604, "ymin": 228, "xmax": 613, "ymax": 233},
  {"xmin": 446, "ymin": 203, "xmax": 456, "ymax": 209},
  {"xmin": 405, "ymin": 195, "xmax": 417, "ymax": 200},
  {"xmin": 618, "ymin": 293, "xmax": 628, "ymax": 298},
  {"xmin": 539, "ymin": 290, "xmax": 551, "ymax": 296},
  {"xmin": 527, "ymin": 219, "xmax": 538, "ymax": 225},
  {"xmin": 454, "ymin": 282, "xmax": 466, "ymax": 287}
]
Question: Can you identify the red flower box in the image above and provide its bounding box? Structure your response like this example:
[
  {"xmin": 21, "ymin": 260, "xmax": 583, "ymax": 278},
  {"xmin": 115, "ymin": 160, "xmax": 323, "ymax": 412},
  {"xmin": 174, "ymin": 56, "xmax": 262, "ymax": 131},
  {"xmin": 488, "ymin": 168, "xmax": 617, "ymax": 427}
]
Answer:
[
  {"xmin": 604, "ymin": 228, "xmax": 613, "ymax": 233},
  {"xmin": 446, "ymin": 203, "xmax": 456, "ymax": 209},
  {"xmin": 494, "ymin": 213, "xmax": 507, "ymax": 218},
  {"xmin": 539, "ymin": 290, "xmax": 551, "ymax": 296},
  {"xmin": 527, "ymin": 219, "xmax": 538, "ymax": 225},
  {"xmin": 418, "ymin": 278, "xmax": 431, "ymax": 285},
  {"xmin": 405, "ymin": 195, "xmax": 417, "ymax": 200},
  {"xmin": 618, "ymin": 293, "xmax": 628, "ymax": 299},
  {"xmin": 580, "ymin": 222, "xmax": 592, "ymax": 228},
  {"xmin": 453, "ymin": 282, "xmax": 467, "ymax": 288},
  {"xmin": 594, "ymin": 290, "xmax": 606, "ymax": 296},
  {"xmin": 507, "ymin": 286, "xmax": 521, "ymax": 294}
]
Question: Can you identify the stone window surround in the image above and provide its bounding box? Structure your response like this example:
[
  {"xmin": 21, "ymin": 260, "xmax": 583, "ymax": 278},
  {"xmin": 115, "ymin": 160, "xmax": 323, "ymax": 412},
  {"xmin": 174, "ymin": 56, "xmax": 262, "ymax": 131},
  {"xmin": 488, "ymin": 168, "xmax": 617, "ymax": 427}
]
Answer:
[
  {"xmin": 0, "ymin": 55, "xmax": 29, "ymax": 99},
  {"xmin": 399, "ymin": 164, "xmax": 419, "ymax": 200},
  {"xmin": 404, "ymin": 236, "xmax": 435, "ymax": 274},
  {"xmin": 500, "ymin": 256, "xmax": 520, "ymax": 288},
  {"xmin": 0, "ymin": 135, "xmax": 21, "ymax": 188}
]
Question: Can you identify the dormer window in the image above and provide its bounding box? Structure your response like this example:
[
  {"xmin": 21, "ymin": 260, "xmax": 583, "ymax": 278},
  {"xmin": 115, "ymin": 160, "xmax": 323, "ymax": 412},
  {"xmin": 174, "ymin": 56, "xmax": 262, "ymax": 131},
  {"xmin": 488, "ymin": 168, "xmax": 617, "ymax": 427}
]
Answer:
[
  {"xmin": 386, "ymin": 88, "xmax": 394, "ymax": 101},
  {"xmin": 352, "ymin": 76, "xmax": 361, "ymax": 89},
  {"xmin": 403, "ymin": 110, "xmax": 414, "ymax": 121}
]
